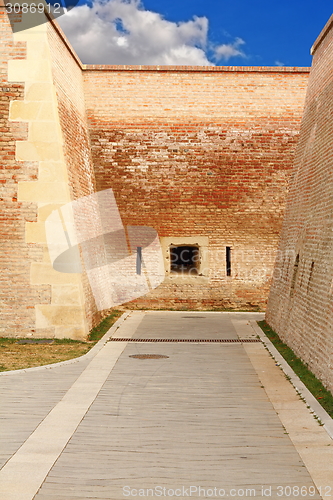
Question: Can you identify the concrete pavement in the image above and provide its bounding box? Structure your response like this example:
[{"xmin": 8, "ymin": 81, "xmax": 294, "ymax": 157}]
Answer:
[{"xmin": 0, "ymin": 311, "xmax": 332, "ymax": 500}]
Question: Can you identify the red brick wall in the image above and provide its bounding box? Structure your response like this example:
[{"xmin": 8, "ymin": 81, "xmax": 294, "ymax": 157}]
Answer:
[
  {"xmin": 266, "ymin": 15, "xmax": 333, "ymax": 392},
  {"xmin": 83, "ymin": 66, "xmax": 309, "ymax": 310},
  {"xmin": 0, "ymin": 9, "xmax": 51, "ymax": 336}
]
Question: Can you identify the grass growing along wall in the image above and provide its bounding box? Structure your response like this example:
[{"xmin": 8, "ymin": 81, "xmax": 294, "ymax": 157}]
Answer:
[
  {"xmin": 88, "ymin": 310, "xmax": 123, "ymax": 342},
  {"xmin": 258, "ymin": 320, "xmax": 333, "ymax": 419}
]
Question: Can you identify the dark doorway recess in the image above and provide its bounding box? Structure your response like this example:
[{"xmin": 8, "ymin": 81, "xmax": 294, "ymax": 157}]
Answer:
[{"xmin": 170, "ymin": 245, "xmax": 200, "ymax": 275}]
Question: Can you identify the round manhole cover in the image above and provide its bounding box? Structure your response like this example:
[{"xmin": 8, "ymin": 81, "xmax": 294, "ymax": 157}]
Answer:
[{"xmin": 129, "ymin": 354, "xmax": 169, "ymax": 360}]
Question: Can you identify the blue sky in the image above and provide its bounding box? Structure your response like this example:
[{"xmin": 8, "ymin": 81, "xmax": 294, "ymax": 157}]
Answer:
[{"xmin": 58, "ymin": 0, "xmax": 332, "ymax": 66}]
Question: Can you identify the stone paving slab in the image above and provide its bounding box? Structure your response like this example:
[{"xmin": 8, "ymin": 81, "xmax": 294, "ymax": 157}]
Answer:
[
  {"xmin": 0, "ymin": 320, "xmax": 137, "ymax": 500},
  {"xmin": 0, "ymin": 311, "xmax": 131, "ymax": 473},
  {"xmin": 0, "ymin": 360, "xmax": 91, "ymax": 469},
  {"xmin": 0, "ymin": 311, "xmax": 332, "ymax": 500},
  {"xmin": 35, "ymin": 313, "xmax": 320, "ymax": 499}
]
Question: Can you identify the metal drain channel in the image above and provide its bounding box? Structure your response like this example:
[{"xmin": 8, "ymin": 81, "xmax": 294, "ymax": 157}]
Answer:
[{"xmin": 109, "ymin": 338, "xmax": 261, "ymax": 343}]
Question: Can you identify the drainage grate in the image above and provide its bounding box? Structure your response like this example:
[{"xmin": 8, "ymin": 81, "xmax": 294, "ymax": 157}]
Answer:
[
  {"xmin": 129, "ymin": 354, "xmax": 169, "ymax": 359},
  {"xmin": 110, "ymin": 338, "xmax": 261, "ymax": 343}
]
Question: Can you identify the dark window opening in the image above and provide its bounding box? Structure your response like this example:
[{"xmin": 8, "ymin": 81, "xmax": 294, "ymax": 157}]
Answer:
[
  {"xmin": 170, "ymin": 245, "xmax": 200, "ymax": 275},
  {"xmin": 226, "ymin": 246, "xmax": 231, "ymax": 277}
]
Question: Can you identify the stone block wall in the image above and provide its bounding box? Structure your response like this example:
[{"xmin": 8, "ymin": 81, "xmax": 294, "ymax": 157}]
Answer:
[
  {"xmin": 0, "ymin": 4, "xmax": 46, "ymax": 337},
  {"xmin": 0, "ymin": 7, "xmax": 97, "ymax": 338},
  {"xmin": 266, "ymin": 15, "xmax": 333, "ymax": 392}
]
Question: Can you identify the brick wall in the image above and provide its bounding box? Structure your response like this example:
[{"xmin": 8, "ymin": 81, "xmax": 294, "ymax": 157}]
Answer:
[
  {"xmin": 0, "ymin": 8, "xmax": 312, "ymax": 337},
  {"xmin": 83, "ymin": 66, "xmax": 309, "ymax": 310},
  {"xmin": 0, "ymin": 7, "xmax": 51, "ymax": 336},
  {"xmin": 266, "ymin": 15, "xmax": 333, "ymax": 392}
]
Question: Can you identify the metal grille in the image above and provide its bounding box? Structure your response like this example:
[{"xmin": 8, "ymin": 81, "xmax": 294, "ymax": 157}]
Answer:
[{"xmin": 109, "ymin": 338, "xmax": 261, "ymax": 343}]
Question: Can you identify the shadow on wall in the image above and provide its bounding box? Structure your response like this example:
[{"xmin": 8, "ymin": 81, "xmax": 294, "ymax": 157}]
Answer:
[{"xmin": 46, "ymin": 188, "xmax": 165, "ymax": 310}]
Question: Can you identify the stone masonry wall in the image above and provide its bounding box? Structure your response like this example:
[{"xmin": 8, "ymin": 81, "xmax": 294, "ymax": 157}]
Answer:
[
  {"xmin": 0, "ymin": 4, "xmax": 51, "ymax": 336},
  {"xmin": 266, "ymin": 15, "xmax": 333, "ymax": 392},
  {"xmin": 83, "ymin": 66, "xmax": 309, "ymax": 310}
]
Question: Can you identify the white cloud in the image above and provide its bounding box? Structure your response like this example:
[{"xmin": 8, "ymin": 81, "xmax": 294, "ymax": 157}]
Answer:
[
  {"xmin": 58, "ymin": 0, "xmax": 247, "ymax": 65},
  {"xmin": 213, "ymin": 37, "xmax": 246, "ymax": 61},
  {"xmin": 275, "ymin": 60, "xmax": 285, "ymax": 67}
]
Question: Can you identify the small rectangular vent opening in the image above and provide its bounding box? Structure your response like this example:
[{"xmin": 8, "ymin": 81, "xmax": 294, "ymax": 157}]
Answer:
[
  {"xmin": 226, "ymin": 246, "xmax": 231, "ymax": 277},
  {"xmin": 136, "ymin": 246, "xmax": 142, "ymax": 275}
]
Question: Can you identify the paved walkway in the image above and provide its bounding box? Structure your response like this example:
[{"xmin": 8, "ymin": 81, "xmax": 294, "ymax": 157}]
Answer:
[{"xmin": 0, "ymin": 311, "xmax": 332, "ymax": 500}]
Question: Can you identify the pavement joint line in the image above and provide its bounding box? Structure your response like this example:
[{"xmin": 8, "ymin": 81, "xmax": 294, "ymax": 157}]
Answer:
[
  {"xmin": 0, "ymin": 311, "xmax": 131, "ymax": 377},
  {"xmin": 143, "ymin": 310, "xmax": 265, "ymax": 314},
  {"xmin": 109, "ymin": 338, "xmax": 262, "ymax": 342},
  {"xmin": 0, "ymin": 312, "xmax": 144, "ymax": 500},
  {"xmin": 249, "ymin": 320, "xmax": 333, "ymax": 440}
]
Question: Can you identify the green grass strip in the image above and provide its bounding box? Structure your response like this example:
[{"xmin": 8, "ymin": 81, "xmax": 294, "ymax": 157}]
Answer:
[
  {"xmin": 258, "ymin": 320, "xmax": 333, "ymax": 419},
  {"xmin": 88, "ymin": 310, "xmax": 123, "ymax": 343}
]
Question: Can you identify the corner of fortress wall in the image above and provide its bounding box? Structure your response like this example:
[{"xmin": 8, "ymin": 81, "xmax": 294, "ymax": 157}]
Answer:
[
  {"xmin": 266, "ymin": 15, "xmax": 333, "ymax": 393},
  {"xmin": 0, "ymin": 8, "xmax": 99, "ymax": 339}
]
